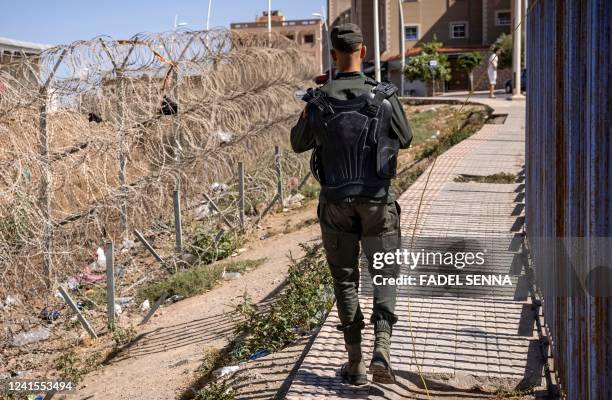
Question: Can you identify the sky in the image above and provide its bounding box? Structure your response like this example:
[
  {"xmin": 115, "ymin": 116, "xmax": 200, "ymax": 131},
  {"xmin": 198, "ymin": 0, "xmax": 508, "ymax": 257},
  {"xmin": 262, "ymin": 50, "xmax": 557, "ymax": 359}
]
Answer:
[{"xmin": 1, "ymin": 0, "xmax": 326, "ymax": 46}]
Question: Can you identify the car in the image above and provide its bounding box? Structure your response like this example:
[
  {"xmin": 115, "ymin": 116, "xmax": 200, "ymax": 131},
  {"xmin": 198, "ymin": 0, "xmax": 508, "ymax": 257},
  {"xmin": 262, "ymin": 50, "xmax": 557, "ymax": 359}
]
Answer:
[{"xmin": 505, "ymin": 69, "xmax": 527, "ymax": 94}]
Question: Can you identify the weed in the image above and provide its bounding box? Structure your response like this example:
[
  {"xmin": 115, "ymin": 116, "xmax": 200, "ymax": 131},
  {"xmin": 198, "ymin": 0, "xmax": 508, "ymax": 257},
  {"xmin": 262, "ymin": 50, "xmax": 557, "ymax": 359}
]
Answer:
[
  {"xmin": 195, "ymin": 380, "xmax": 236, "ymax": 400},
  {"xmin": 112, "ymin": 325, "xmax": 136, "ymax": 348},
  {"xmin": 198, "ymin": 348, "xmax": 230, "ymax": 376},
  {"xmin": 454, "ymin": 172, "xmax": 517, "ymax": 184},
  {"xmin": 493, "ymin": 386, "xmax": 535, "ymax": 399},
  {"xmin": 137, "ymin": 259, "xmax": 265, "ymax": 303},
  {"xmin": 82, "ymin": 351, "xmax": 104, "ymax": 373},
  {"xmin": 298, "ymin": 182, "xmax": 320, "ymax": 200},
  {"xmin": 0, "ymin": 196, "xmax": 33, "ymax": 246},
  {"xmin": 84, "ymin": 287, "xmax": 106, "ymax": 306},
  {"xmin": 413, "ymin": 108, "xmax": 488, "ymax": 160},
  {"xmin": 55, "ymin": 351, "xmax": 84, "ymax": 384},
  {"xmin": 188, "ymin": 228, "xmax": 242, "ymax": 264},
  {"xmin": 223, "ymin": 258, "xmax": 265, "ymax": 274},
  {"xmin": 231, "ymin": 244, "xmax": 332, "ymax": 361}
]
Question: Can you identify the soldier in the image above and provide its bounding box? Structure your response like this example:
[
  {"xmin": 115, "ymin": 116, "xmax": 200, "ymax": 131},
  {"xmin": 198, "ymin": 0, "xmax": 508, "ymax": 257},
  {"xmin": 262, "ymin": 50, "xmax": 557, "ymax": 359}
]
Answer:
[{"xmin": 290, "ymin": 23, "xmax": 412, "ymax": 385}]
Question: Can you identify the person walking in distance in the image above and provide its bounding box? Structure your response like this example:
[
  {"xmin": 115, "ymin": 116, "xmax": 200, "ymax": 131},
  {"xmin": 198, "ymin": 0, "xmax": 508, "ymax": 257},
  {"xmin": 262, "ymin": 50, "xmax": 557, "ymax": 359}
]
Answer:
[
  {"xmin": 488, "ymin": 46, "xmax": 500, "ymax": 98},
  {"xmin": 290, "ymin": 23, "xmax": 412, "ymax": 385}
]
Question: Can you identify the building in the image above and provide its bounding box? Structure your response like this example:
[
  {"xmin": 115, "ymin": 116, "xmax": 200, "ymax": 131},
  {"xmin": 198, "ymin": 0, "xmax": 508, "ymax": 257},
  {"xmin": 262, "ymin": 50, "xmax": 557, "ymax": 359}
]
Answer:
[
  {"xmin": 328, "ymin": 0, "xmax": 515, "ymax": 95},
  {"xmin": 0, "ymin": 36, "xmax": 51, "ymax": 93},
  {"xmin": 231, "ymin": 11, "xmax": 324, "ymax": 74},
  {"xmin": 0, "ymin": 36, "xmax": 50, "ymax": 64}
]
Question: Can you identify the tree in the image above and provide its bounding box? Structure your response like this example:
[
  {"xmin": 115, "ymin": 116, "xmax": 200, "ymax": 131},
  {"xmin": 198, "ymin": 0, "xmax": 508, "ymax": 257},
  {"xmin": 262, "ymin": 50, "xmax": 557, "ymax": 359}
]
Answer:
[
  {"xmin": 404, "ymin": 36, "xmax": 451, "ymax": 94},
  {"xmin": 457, "ymin": 52, "xmax": 483, "ymax": 93},
  {"xmin": 493, "ymin": 33, "xmax": 524, "ymax": 70}
]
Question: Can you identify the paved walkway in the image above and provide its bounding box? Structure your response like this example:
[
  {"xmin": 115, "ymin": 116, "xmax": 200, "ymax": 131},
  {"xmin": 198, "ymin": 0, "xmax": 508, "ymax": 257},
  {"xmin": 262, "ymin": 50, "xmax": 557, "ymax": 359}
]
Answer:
[{"xmin": 286, "ymin": 96, "xmax": 546, "ymax": 399}]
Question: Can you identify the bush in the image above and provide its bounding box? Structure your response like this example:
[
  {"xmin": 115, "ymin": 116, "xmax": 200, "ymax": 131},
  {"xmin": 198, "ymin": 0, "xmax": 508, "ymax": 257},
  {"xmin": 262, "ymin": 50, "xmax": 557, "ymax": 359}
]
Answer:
[
  {"xmin": 188, "ymin": 228, "xmax": 242, "ymax": 264},
  {"xmin": 231, "ymin": 244, "xmax": 333, "ymax": 360},
  {"xmin": 405, "ymin": 36, "xmax": 452, "ymax": 84},
  {"xmin": 492, "ymin": 33, "xmax": 524, "ymax": 70},
  {"xmin": 137, "ymin": 259, "xmax": 264, "ymax": 303}
]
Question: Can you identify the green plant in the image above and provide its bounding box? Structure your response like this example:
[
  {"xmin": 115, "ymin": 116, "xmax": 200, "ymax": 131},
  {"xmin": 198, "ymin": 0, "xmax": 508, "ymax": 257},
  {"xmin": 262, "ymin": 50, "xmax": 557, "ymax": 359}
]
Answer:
[
  {"xmin": 416, "ymin": 109, "xmax": 487, "ymax": 160},
  {"xmin": 188, "ymin": 228, "xmax": 242, "ymax": 264},
  {"xmin": 138, "ymin": 263, "xmax": 223, "ymax": 302},
  {"xmin": 231, "ymin": 244, "xmax": 333, "ymax": 361},
  {"xmin": 55, "ymin": 351, "xmax": 84, "ymax": 384},
  {"xmin": 404, "ymin": 36, "xmax": 452, "ymax": 91},
  {"xmin": 137, "ymin": 259, "xmax": 265, "ymax": 303},
  {"xmin": 454, "ymin": 172, "xmax": 517, "ymax": 183},
  {"xmin": 492, "ymin": 33, "xmax": 524, "ymax": 70},
  {"xmin": 223, "ymin": 258, "xmax": 265, "ymax": 274},
  {"xmin": 298, "ymin": 182, "xmax": 320, "ymax": 200},
  {"xmin": 84, "ymin": 287, "xmax": 106, "ymax": 306},
  {"xmin": 0, "ymin": 205, "xmax": 32, "ymax": 246},
  {"xmin": 457, "ymin": 52, "xmax": 483, "ymax": 93},
  {"xmin": 195, "ymin": 380, "xmax": 236, "ymax": 400},
  {"xmin": 198, "ymin": 348, "xmax": 230, "ymax": 376},
  {"xmin": 112, "ymin": 325, "xmax": 136, "ymax": 348}
]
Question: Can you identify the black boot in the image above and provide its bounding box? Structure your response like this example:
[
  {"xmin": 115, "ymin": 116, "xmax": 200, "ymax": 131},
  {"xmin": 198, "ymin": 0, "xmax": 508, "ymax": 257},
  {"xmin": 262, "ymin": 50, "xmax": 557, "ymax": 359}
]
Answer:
[
  {"xmin": 369, "ymin": 320, "xmax": 395, "ymax": 383},
  {"xmin": 341, "ymin": 342, "xmax": 368, "ymax": 386}
]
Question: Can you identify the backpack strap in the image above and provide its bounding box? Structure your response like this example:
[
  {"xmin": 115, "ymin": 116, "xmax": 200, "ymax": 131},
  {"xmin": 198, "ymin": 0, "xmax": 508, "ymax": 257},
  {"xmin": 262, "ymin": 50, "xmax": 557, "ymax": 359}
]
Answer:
[
  {"xmin": 364, "ymin": 82, "xmax": 398, "ymax": 117},
  {"xmin": 302, "ymin": 88, "xmax": 335, "ymax": 116}
]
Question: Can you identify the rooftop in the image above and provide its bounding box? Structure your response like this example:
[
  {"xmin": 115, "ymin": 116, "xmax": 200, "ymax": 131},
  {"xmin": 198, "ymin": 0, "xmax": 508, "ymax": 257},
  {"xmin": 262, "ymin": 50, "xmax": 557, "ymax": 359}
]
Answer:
[{"xmin": 0, "ymin": 36, "xmax": 52, "ymax": 53}]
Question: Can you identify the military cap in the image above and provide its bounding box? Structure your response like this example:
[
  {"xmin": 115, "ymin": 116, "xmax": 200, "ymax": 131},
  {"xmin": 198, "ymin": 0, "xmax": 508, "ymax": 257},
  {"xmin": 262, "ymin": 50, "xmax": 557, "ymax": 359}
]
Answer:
[{"xmin": 330, "ymin": 23, "xmax": 363, "ymax": 53}]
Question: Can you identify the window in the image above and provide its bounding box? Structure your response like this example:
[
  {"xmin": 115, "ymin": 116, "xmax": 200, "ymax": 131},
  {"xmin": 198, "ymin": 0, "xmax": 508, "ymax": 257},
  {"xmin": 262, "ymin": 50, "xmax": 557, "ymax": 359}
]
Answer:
[
  {"xmin": 450, "ymin": 22, "xmax": 468, "ymax": 39},
  {"xmin": 304, "ymin": 34, "xmax": 315, "ymax": 44},
  {"xmin": 284, "ymin": 34, "xmax": 295, "ymax": 41},
  {"xmin": 404, "ymin": 25, "xmax": 419, "ymax": 41},
  {"xmin": 495, "ymin": 10, "xmax": 512, "ymax": 26}
]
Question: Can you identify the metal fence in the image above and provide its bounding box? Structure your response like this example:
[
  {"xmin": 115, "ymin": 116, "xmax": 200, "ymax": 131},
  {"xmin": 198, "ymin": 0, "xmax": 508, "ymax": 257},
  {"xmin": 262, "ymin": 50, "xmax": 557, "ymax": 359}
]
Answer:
[
  {"xmin": 525, "ymin": 1, "xmax": 611, "ymax": 398},
  {"xmin": 0, "ymin": 29, "xmax": 316, "ymax": 309}
]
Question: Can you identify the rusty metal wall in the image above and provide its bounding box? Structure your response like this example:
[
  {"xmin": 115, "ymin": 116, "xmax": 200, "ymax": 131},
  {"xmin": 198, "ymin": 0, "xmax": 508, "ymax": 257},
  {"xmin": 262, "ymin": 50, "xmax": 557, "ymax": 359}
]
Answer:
[{"xmin": 525, "ymin": 0, "xmax": 611, "ymax": 399}]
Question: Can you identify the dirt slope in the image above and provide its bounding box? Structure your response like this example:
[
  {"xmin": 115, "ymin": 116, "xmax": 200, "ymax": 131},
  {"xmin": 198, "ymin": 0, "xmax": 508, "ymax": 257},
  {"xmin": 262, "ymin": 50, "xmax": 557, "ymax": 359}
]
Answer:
[{"xmin": 74, "ymin": 205, "xmax": 320, "ymax": 400}]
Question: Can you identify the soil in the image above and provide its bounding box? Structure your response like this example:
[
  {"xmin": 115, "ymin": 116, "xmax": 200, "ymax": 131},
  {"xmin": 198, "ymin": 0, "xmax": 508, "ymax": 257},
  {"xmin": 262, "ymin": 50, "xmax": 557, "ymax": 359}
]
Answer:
[{"xmin": 70, "ymin": 203, "xmax": 321, "ymax": 400}]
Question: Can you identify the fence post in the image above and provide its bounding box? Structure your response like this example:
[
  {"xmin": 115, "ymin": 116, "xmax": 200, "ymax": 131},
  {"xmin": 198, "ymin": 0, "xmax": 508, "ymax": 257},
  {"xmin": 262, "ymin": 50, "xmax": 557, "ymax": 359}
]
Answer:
[
  {"xmin": 37, "ymin": 49, "xmax": 66, "ymax": 289},
  {"xmin": 117, "ymin": 72, "xmax": 128, "ymax": 236},
  {"xmin": 275, "ymin": 146, "xmax": 283, "ymax": 209},
  {"xmin": 140, "ymin": 291, "xmax": 169, "ymax": 325},
  {"xmin": 105, "ymin": 241, "xmax": 115, "ymax": 330},
  {"xmin": 238, "ymin": 161, "xmax": 245, "ymax": 229},
  {"xmin": 39, "ymin": 90, "xmax": 52, "ymax": 289},
  {"xmin": 58, "ymin": 286, "xmax": 98, "ymax": 339},
  {"xmin": 173, "ymin": 190, "xmax": 183, "ymax": 254}
]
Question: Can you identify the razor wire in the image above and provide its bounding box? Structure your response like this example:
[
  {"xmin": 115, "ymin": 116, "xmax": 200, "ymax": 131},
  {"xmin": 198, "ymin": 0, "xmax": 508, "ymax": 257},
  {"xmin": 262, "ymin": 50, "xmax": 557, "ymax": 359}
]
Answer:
[{"xmin": 0, "ymin": 29, "xmax": 317, "ymax": 306}]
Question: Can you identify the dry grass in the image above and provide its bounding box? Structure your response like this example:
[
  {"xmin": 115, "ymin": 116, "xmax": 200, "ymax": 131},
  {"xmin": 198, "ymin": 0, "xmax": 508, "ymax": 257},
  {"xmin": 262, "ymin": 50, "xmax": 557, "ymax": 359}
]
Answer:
[{"xmin": 0, "ymin": 30, "xmax": 316, "ymax": 306}]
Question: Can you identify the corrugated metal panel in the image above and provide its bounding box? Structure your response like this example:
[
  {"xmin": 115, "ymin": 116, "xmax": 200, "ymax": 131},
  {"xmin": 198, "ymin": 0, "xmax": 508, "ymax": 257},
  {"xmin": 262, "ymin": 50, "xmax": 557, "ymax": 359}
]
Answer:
[{"xmin": 526, "ymin": 0, "xmax": 611, "ymax": 399}]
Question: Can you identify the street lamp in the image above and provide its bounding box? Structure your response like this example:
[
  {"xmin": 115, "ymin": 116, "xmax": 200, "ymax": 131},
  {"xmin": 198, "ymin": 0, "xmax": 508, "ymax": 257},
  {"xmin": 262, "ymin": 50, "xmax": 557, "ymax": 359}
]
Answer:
[
  {"xmin": 511, "ymin": 0, "xmax": 524, "ymax": 100},
  {"xmin": 373, "ymin": 0, "xmax": 381, "ymax": 82},
  {"xmin": 398, "ymin": 0, "xmax": 406, "ymax": 96},
  {"xmin": 313, "ymin": 12, "xmax": 332, "ymax": 82},
  {"xmin": 206, "ymin": 0, "xmax": 212, "ymax": 30},
  {"xmin": 268, "ymin": 0, "xmax": 272, "ymax": 33}
]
